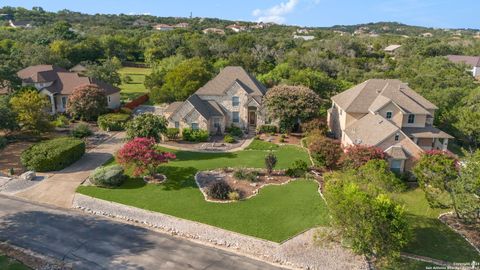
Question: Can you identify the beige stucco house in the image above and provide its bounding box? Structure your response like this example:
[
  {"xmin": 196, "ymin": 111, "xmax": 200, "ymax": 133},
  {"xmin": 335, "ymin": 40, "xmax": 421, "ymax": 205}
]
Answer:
[
  {"xmin": 327, "ymin": 79, "xmax": 453, "ymax": 172},
  {"xmin": 164, "ymin": 66, "xmax": 270, "ymax": 134},
  {"xmin": 17, "ymin": 65, "xmax": 121, "ymax": 114}
]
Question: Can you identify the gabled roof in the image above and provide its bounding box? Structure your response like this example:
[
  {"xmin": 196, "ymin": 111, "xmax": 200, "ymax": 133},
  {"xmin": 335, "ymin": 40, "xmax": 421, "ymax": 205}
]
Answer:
[
  {"xmin": 186, "ymin": 94, "xmax": 225, "ymax": 119},
  {"xmin": 385, "ymin": 146, "xmax": 408, "ymax": 160},
  {"xmin": 447, "ymin": 55, "xmax": 480, "ymax": 67},
  {"xmin": 344, "ymin": 113, "xmax": 400, "ymax": 146},
  {"xmin": 195, "ymin": 66, "xmax": 266, "ymax": 96},
  {"xmin": 332, "ymin": 79, "xmax": 437, "ymax": 115},
  {"xmin": 384, "ymin": 44, "xmax": 402, "ymax": 52},
  {"xmin": 17, "ymin": 65, "xmax": 120, "ymax": 95},
  {"xmin": 402, "ymin": 126, "xmax": 454, "ymax": 139}
]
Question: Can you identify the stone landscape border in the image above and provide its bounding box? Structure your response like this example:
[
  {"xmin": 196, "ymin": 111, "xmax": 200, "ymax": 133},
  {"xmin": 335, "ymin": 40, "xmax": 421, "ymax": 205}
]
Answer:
[{"xmin": 0, "ymin": 241, "xmax": 69, "ymax": 270}]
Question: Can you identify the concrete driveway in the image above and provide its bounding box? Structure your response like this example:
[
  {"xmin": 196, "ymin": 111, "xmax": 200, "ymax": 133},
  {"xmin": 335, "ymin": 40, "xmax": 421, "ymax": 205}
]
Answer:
[
  {"xmin": 0, "ymin": 195, "xmax": 284, "ymax": 270},
  {"xmin": 15, "ymin": 132, "xmax": 125, "ymax": 208}
]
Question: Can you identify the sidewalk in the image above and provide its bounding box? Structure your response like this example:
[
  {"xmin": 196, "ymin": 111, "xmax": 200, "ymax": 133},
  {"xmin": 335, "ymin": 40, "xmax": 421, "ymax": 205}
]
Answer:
[{"xmin": 14, "ymin": 132, "xmax": 125, "ymax": 208}]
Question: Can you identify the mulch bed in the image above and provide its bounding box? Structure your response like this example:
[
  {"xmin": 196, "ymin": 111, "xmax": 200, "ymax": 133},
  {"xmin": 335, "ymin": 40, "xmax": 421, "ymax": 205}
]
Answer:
[
  {"xmin": 196, "ymin": 169, "xmax": 292, "ymax": 201},
  {"xmin": 259, "ymin": 133, "xmax": 303, "ymax": 145},
  {"xmin": 439, "ymin": 214, "xmax": 480, "ymax": 252}
]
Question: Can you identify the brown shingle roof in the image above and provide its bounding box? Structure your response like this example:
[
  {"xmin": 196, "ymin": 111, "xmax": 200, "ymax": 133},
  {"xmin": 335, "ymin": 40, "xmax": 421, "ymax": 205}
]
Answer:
[
  {"xmin": 195, "ymin": 66, "xmax": 266, "ymax": 96},
  {"xmin": 447, "ymin": 55, "xmax": 480, "ymax": 67},
  {"xmin": 385, "ymin": 146, "xmax": 408, "ymax": 160},
  {"xmin": 344, "ymin": 113, "xmax": 400, "ymax": 146},
  {"xmin": 187, "ymin": 94, "xmax": 224, "ymax": 119},
  {"xmin": 332, "ymin": 79, "xmax": 437, "ymax": 114},
  {"xmin": 17, "ymin": 65, "xmax": 120, "ymax": 96},
  {"xmin": 402, "ymin": 126, "xmax": 453, "ymax": 139}
]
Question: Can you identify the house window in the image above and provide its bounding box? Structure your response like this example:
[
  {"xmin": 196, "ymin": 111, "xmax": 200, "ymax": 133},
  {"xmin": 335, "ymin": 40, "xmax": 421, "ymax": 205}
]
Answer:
[
  {"xmin": 108, "ymin": 96, "xmax": 111, "ymax": 103},
  {"xmin": 232, "ymin": 112, "xmax": 240, "ymax": 123},
  {"xmin": 174, "ymin": 121, "xmax": 179, "ymax": 129},
  {"xmin": 232, "ymin": 96, "xmax": 240, "ymax": 106},
  {"xmin": 61, "ymin": 96, "xmax": 67, "ymax": 108},
  {"xmin": 191, "ymin": 123, "xmax": 199, "ymax": 130},
  {"xmin": 386, "ymin": 111, "xmax": 392, "ymax": 119},
  {"xmin": 407, "ymin": 114, "xmax": 415, "ymax": 124},
  {"xmin": 394, "ymin": 133, "xmax": 400, "ymax": 141}
]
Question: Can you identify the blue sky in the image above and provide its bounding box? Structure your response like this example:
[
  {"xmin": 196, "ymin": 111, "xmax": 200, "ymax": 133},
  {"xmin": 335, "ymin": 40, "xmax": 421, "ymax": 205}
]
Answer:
[{"xmin": 2, "ymin": 0, "xmax": 478, "ymax": 29}]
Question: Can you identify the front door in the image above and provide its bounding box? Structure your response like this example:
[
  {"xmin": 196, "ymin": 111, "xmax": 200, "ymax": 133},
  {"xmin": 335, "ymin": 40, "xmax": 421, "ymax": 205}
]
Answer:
[{"xmin": 248, "ymin": 111, "xmax": 256, "ymax": 126}]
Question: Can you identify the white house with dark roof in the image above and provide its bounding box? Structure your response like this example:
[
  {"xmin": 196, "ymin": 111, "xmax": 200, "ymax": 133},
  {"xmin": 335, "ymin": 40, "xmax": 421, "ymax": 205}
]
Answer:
[
  {"xmin": 17, "ymin": 65, "xmax": 121, "ymax": 114},
  {"xmin": 164, "ymin": 66, "xmax": 270, "ymax": 134},
  {"xmin": 327, "ymin": 79, "xmax": 453, "ymax": 172}
]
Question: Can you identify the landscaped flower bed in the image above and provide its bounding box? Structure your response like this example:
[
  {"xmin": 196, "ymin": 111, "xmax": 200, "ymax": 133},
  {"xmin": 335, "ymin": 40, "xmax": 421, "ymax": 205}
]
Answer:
[{"xmin": 196, "ymin": 168, "xmax": 295, "ymax": 202}]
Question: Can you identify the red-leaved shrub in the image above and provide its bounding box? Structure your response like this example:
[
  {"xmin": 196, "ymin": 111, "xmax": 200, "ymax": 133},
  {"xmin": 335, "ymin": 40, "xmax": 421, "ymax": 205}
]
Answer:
[{"xmin": 341, "ymin": 145, "xmax": 386, "ymax": 169}]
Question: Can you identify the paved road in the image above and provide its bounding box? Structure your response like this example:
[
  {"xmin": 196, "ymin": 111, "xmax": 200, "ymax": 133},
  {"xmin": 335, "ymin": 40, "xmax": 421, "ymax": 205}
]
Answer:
[
  {"xmin": 15, "ymin": 132, "xmax": 125, "ymax": 208},
  {"xmin": 0, "ymin": 195, "xmax": 283, "ymax": 270}
]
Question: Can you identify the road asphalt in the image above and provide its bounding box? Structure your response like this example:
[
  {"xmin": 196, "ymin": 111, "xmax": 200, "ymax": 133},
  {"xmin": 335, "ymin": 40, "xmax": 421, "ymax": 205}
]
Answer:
[{"xmin": 0, "ymin": 195, "xmax": 284, "ymax": 270}]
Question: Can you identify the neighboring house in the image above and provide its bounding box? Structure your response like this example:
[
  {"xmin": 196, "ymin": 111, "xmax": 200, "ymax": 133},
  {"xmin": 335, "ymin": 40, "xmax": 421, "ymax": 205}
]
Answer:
[
  {"xmin": 226, "ymin": 24, "xmax": 247, "ymax": 33},
  {"xmin": 421, "ymin": 32, "xmax": 433, "ymax": 37},
  {"xmin": 69, "ymin": 64, "xmax": 88, "ymax": 74},
  {"xmin": 174, "ymin": 22, "xmax": 189, "ymax": 28},
  {"xmin": 154, "ymin": 24, "xmax": 174, "ymax": 31},
  {"xmin": 164, "ymin": 66, "xmax": 269, "ymax": 134},
  {"xmin": 327, "ymin": 79, "xmax": 453, "ymax": 173},
  {"xmin": 446, "ymin": 55, "xmax": 480, "ymax": 77},
  {"xmin": 296, "ymin": 28, "xmax": 310, "ymax": 34},
  {"xmin": 8, "ymin": 20, "xmax": 32, "ymax": 28},
  {"xmin": 293, "ymin": 35, "xmax": 315, "ymax": 41},
  {"xmin": 17, "ymin": 65, "xmax": 121, "ymax": 114},
  {"xmin": 202, "ymin": 28, "xmax": 225, "ymax": 35},
  {"xmin": 384, "ymin": 45, "xmax": 402, "ymax": 55}
]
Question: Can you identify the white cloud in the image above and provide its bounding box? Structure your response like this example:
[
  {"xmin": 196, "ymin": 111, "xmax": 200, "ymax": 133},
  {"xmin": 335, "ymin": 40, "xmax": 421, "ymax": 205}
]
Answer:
[{"xmin": 252, "ymin": 0, "xmax": 300, "ymax": 24}]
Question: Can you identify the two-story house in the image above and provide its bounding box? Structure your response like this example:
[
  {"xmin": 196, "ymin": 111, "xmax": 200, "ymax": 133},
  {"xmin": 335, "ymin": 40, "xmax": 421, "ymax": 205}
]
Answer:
[
  {"xmin": 327, "ymin": 79, "xmax": 453, "ymax": 172},
  {"xmin": 163, "ymin": 66, "xmax": 269, "ymax": 134},
  {"xmin": 17, "ymin": 65, "xmax": 121, "ymax": 114}
]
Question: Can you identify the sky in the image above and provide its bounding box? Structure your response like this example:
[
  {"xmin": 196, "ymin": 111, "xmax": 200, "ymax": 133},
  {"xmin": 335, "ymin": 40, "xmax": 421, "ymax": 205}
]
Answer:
[{"xmin": 2, "ymin": 0, "xmax": 478, "ymax": 29}]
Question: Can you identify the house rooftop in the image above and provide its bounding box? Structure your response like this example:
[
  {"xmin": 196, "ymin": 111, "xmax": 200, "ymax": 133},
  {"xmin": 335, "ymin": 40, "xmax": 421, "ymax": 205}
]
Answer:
[
  {"xmin": 195, "ymin": 66, "xmax": 266, "ymax": 96},
  {"xmin": 384, "ymin": 44, "xmax": 402, "ymax": 52},
  {"xmin": 331, "ymin": 79, "xmax": 437, "ymax": 114},
  {"xmin": 344, "ymin": 113, "xmax": 400, "ymax": 146},
  {"xmin": 446, "ymin": 55, "xmax": 480, "ymax": 67}
]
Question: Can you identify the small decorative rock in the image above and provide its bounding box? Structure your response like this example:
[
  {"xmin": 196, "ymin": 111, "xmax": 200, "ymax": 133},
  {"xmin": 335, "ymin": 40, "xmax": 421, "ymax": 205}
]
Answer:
[{"xmin": 20, "ymin": 171, "xmax": 36, "ymax": 181}]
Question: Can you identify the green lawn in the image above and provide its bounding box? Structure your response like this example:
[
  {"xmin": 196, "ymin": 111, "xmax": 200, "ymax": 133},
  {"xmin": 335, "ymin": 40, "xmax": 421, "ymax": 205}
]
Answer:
[
  {"xmin": 377, "ymin": 257, "xmax": 435, "ymax": 270},
  {"xmin": 245, "ymin": 139, "xmax": 279, "ymax": 151},
  {"xmin": 392, "ymin": 189, "xmax": 480, "ymax": 263},
  {"xmin": 118, "ymin": 67, "xmax": 151, "ymax": 102},
  {"xmin": 78, "ymin": 145, "xmax": 328, "ymax": 242},
  {"xmin": 0, "ymin": 255, "xmax": 29, "ymax": 270}
]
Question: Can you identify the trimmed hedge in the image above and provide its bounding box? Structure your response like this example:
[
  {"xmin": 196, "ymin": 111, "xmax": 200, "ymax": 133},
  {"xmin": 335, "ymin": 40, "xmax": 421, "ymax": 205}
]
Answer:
[
  {"xmin": 97, "ymin": 113, "xmax": 130, "ymax": 131},
  {"xmin": 257, "ymin": 125, "xmax": 278, "ymax": 134},
  {"xmin": 90, "ymin": 165, "xmax": 125, "ymax": 188},
  {"xmin": 21, "ymin": 137, "xmax": 86, "ymax": 172},
  {"xmin": 182, "ymin": 128, "xmax": 209, "ymax": 142}
]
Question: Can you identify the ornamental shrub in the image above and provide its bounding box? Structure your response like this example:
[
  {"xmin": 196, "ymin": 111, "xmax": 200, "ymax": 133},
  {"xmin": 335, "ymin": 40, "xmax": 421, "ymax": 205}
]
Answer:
[
  {"xmin": 257, "ymin": 125, "xmax": 278, "ymax": 134},
  {"xmin": 265, "ymin": 152, "xmax": 277, "ymax": 175},
  {"xmin": 51, "ymin": 114, "xmax": 70, "ymax": 128},
  {"xmin": 225, "ymin": 124, "xmax": 243, "ymax": 137},
  {"xmin": 182, "ymin": 128, "xmax": 209, "ymax": 142},
  {"xmin": 286, "ymin": 159, "xmax": 309, "ymax": 178},
  {"xmin": 116, "ymin": 137, "xmax": 176, "ymax": 176},
  {"xmin": 72, "ymin": 123, "xmax": 92, "ymax": 138},
  {"xmin": 90, "ymin": 165, "xmax": 125, "ymax": 188},
  {"xmin": 67, "ymin": 84, "xmax": 108, "ymax": 121},
  {"xmin": 301, "ymin": 118, "xmax": 328, "ymax": 135},
  {"xmin": 165, "ymin": 128, "xmax": 180, "ymax": 140},
  {"xmin": 21, "ymin": 137, "xmax": 86, "ymax": 172},
  {"xmin": 207, "ymin": 180, "xmax": 233, "ymax": 200},
  {"xmin": 125, "ymin": 113, "xmax": 168, "ymax": 142},
  {"xmin": 341, "ymin": 145, "xmax": 387, "ymax": 169},
  {"xmin": 308, "ymin": 136, "xmax": 342, "ymax": 169},
  {"xmin": 228, "ymin": 191, "xmax": 241, "ymax": 201},
  {"xmin": 224, "ymin": 134, "xmax": 236, "ymax": 143},
  {"xmin": 97, "ymin": 113, "xmax": 130, "ymax": 131},
  {"xmin": 233, "ymin": 168, "xmax": 260, "ymax": 182}
]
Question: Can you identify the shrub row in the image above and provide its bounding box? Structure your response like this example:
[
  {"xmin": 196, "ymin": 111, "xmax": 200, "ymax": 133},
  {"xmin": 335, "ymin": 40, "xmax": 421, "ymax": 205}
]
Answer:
[
  {"xmin": 165, "ymin": 128, "xmax": 180, "ymax": 140},
  {"xmin": 257, "ymin": 125, "xmax": 278, "ymax": 134},
  {"xmin": 97, "ymin": 113, "xmax": 130, "ymax": 131},
  {"xmin": 182, "ymin": 128, "xmax": 209, "ymax": 142},
  {"xmin": 225, "ymin": 124, "xmax": 243, "ymax": 137},
  {"xmin": 21, "ymin": 137, "xmax": 86, "ymax": 172}
]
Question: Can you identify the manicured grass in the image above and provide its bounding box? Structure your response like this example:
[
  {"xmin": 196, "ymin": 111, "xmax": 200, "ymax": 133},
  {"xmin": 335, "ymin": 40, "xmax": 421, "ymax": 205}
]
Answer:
[
  {"xmin": 78, "ymin": 145, "xmax": 327, "ymax": 242},
  {"xmin": 0, "ymin": 255, "xmax": 29, "ymax": 270},
  {"xmin": 118, "ymin": 67, "xmax": 151, "ymax": 102},
  {"xmin": 377, "ymin": 257, "xmax": 435, "ymax": 270},
  {"xmin": 245, "ymin": 139, "xmax": 279, "ymax": 151},
  {"xmin": 391, "ymin": 189, "xmax": 480, "ymax": 263}
]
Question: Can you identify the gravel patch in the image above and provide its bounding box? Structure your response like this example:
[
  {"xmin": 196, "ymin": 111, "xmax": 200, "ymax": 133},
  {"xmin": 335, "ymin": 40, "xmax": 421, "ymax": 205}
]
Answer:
[
  {"xmin": 73, "ymin": 193, "xmax": 367, "ymax": 270},
  {"xmin": 0, "ymin": 176, "xmax": 43, "ymax": 194}
]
